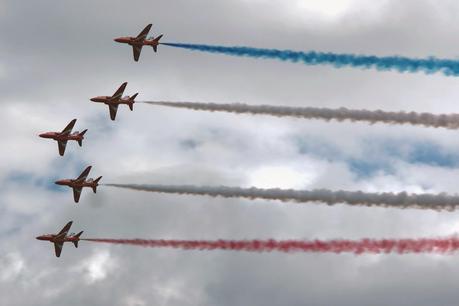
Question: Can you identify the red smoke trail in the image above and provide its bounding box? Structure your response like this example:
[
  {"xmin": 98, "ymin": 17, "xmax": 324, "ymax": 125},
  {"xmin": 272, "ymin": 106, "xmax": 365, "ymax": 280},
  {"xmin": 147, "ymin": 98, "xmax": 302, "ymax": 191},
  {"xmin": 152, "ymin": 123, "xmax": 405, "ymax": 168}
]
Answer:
[{"xmin": 83, "ymin": 237, "xmax": 459, "ymax": 254}]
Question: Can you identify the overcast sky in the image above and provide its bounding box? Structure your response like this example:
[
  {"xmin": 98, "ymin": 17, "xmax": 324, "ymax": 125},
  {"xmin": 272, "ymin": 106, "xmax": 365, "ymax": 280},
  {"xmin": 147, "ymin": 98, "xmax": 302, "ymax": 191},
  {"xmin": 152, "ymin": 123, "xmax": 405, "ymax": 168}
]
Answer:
[{"xmin": 2, "ymin": 0, "xmax": 459, "ymax": 305}]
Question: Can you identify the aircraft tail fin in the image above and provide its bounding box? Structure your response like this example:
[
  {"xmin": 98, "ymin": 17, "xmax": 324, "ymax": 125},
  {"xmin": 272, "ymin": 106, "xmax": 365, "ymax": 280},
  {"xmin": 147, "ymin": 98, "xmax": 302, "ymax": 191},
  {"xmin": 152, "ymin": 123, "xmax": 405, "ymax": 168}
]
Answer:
[
  {"xmin": 78, "ymin": 129, "xmax": 88, "ymax": 146},
  {"xmin": 152, "ymin": 35, "xmax": 163, "ymax": 52},
  {"xmin": 92, "ymin": 176, "xmax": 102, "ymax": 193},
  {"xmin": 130, "ymin": 93, "xmax": 138, "ymax": 101}
]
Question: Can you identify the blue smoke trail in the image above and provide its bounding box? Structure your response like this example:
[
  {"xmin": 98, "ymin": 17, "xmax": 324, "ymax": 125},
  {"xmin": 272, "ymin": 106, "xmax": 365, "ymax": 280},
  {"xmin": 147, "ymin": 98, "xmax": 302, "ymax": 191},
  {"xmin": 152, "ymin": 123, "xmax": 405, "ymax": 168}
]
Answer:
[{"xmin": 162, "ymin": 43, "xmax": 459, "ymax": 76}]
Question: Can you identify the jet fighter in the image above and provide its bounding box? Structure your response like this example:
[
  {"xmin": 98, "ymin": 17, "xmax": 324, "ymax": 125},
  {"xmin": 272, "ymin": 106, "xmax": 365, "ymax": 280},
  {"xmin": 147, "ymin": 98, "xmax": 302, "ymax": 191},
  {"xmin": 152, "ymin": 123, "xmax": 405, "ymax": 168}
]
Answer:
[
  {"xmin": 90, "ymin": 82, "xmax": 138, "ymax": 120},
  {"xmin": 55, "ymin": 166, "xmax": 102, "ymax": 203},
  {"xmin": 114, "ymin": 23, "xmax": 163, "ymax": 61},
  {"xmin": 36, "ymin": 221, "xmax": 83, "ymax": 257},
  {"xmin": 39, "ymin": 119, "xmax": 87, "ymax": 156}
]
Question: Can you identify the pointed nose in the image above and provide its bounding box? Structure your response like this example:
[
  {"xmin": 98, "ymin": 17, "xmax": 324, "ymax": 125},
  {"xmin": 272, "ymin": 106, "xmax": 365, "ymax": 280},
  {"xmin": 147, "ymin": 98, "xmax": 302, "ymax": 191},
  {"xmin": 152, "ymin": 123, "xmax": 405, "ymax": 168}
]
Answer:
[
  {"xmin": 114, "ymin": 37, "xmax": 123, "ymax": 43},
  {"xmin": 90, "ymin": 97, "xmax": 96, "ymax": 102},
  {"xmin": 38, "ymin": 133, "xmax": 46, "ymax": 138},
  {"xmin": 54, "ymin": 180, "xmax": 65, "ymax": 185},
  {"xmin": 36, "ymin": 236, "xmax": 44, "ymax": 240}
]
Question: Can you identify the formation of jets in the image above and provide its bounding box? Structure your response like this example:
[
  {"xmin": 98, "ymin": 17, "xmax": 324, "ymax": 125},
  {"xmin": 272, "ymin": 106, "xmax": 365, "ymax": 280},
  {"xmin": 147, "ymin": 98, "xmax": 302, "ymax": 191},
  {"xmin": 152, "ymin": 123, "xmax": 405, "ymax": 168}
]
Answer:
[
  {"xmin": 38, "ymin": 25, "xmax": 160, "ymax": 154},
  {"xmin": 38, "ymin": 24, "xmax": 162, "ymax": 257}
]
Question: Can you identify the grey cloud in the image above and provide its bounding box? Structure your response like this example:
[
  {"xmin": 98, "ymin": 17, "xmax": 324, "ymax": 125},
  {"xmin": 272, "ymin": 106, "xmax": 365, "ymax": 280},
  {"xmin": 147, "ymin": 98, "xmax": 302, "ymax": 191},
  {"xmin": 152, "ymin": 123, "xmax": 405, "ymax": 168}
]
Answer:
[{"xmin": 3, "ymin": 0, "xmax": 459, "ymax": 305}]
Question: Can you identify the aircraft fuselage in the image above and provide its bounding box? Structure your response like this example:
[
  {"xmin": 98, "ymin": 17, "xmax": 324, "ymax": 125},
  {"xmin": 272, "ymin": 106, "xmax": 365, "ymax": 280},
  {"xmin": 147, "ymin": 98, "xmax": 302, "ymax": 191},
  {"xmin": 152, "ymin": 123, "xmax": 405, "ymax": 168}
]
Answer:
[
  {"xmin": 55, "ymin": 179, "xmax": 98, "ymax": 189},
  {"xmin": 36, "ymin": 234, "xmax": 79, "ymax": 244},
  {"xmin": 90, "ymin": 96, "xmax": 133, "ymax": 106},
  {"xmin": 39, "ymin": 132, "xmax": 83, "ymax": 142},
  {"xmin": 114, "ymin": 37, "xmax": 160, "ymax": 47}
]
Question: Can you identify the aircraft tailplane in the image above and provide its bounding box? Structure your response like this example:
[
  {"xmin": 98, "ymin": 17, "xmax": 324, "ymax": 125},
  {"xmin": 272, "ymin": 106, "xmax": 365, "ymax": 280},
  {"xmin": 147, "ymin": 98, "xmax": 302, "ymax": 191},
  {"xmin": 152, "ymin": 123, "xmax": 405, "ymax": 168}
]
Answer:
[
  {"xmin": 152, "ymin": 35, "xmax": 163, "ymax": 52},
  {"xmin": 129, "ymin": 93, "xmax": 138, "ymax": 111},
  {"xmin": 78, "ymin": 130, "xmax": 88, "ymax": 146},
  {"xmin": 73, "ymin": 231, "xmax": 83, "ymax": 248},
  {"xmin": 92, "ymin": 176, "xmax": 103, "ymax": 193}
]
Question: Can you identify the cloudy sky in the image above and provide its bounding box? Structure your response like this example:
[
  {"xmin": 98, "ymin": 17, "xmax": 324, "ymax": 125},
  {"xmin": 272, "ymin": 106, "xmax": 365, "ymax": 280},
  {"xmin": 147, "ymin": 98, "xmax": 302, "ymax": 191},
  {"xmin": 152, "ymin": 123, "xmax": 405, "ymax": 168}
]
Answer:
[{"xmin": 2, "ymin": 0, "xmax": 459, "ymax": 305}]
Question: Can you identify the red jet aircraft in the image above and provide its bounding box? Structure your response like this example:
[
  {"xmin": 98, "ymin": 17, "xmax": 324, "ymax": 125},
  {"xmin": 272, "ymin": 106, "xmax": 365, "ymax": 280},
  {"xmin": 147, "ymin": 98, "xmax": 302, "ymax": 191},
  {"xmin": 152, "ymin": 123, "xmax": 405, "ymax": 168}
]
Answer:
[
  {"xmin": 114, "ymin": 23, "xmax": 163, "ymax": 61},
  {"xmin": 55, "ymin": 166, "xmax": 102, "ymax": 203},
  {"xmin": 90, "ymin": 82, "xmax": 138, "ymax": 120},
  {"xmin": 39, "ymin": 119, "xmax": 87, "ymax": 156},
  {"xmin": 36, "ymin": 221, "xmax": 83, "ymax": 257}
]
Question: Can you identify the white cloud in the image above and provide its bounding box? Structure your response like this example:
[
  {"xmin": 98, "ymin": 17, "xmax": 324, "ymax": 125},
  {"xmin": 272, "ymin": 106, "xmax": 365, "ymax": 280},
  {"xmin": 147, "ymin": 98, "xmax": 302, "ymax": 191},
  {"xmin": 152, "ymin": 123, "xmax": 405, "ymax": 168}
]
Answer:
[
  {"xmin": 0, "ymin": 253, "xmax": 24, "ymax": 282},
  {"xmin": 124, "ymin": 296, "xmax": 147, "ymax": 306},
  {"xmin": 77, "ymin": 250, "xmax": 116, "ymax": 284},
  {"xmin": 294, "ymin": 0, "xmax": 385, "ymax": 19},
  {"xmin": 152, "ymin": 279, "xmax": 205, "ymax": 306},
  {"xmin": 3, "ymin": 1, "xmax": 459, "ymax": 305},
  {"xmin": 247, "ymin": 164, "xmax": 317, "ymax": 189},
  {"xmin": 244, "ymin": 0, "xmax": 390, "ymax": 24}
]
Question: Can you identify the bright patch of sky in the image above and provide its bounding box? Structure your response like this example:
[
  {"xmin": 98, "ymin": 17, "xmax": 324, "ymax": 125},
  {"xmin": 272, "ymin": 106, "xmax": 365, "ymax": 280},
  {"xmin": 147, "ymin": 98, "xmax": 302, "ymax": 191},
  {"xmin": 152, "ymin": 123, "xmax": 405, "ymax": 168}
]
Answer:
[
  {"xmin": 0, "ymin": 253, "xmax": 25, "ymax": 282},
  {"xmin": 246, "ymin": 0, "xmax": 390, "ymax": 23},
  {"xmin": 77, "ymin": 250, "xmax": 116, "ymax": 284},
  {"xmin": 247, "ymin": 165, "xmax": 317, "ymax": 189}
]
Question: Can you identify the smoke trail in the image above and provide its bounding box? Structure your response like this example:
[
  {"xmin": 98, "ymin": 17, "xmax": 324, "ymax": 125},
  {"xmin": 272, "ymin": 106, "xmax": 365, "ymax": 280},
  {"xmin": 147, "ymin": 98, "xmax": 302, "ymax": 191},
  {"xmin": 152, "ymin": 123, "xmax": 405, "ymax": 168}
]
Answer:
[
  {"xmin": 83, "ymin": 237, "xmax": 459, "ymax": 254},
  {"xmin": 142, "ymin": 101, "xmax": 459, "ymax": 130},
  {"xmin": 104, "ymin": 184, "xmax": 459, "ymax": 211},
  {"xmin": 162, "ymin": 43, "xmax": 459, "ymax": 77}
]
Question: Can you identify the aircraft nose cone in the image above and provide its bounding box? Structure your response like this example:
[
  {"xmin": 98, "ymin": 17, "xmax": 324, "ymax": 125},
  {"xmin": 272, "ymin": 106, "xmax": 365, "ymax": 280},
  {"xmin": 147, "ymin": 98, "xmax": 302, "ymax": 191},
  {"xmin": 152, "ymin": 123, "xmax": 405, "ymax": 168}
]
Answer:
[
  {"xmin": 90, "ymin": 97, "xmax": 97, "ymax": 102},
  {"xmin": 114, "ymin": 38, "xmax": 122, "ymax": 43},
  {"xmin": 54, "ymin": 180, "xmax": 64, "ymax": 185},
  {"xmin": 38, "ymin": 133, "xmax": 46, "ymax": 138}
]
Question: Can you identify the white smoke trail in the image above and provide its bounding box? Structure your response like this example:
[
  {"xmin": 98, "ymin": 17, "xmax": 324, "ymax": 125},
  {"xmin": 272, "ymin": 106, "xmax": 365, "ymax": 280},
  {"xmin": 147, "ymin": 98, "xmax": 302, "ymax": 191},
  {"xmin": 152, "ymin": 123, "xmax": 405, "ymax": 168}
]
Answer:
[
  {"xmin": 104, "ymin": 184, "xmax": 459, "ymax": 211},
  {"xmin": 141, "ymin": 101, "xmax": 459, "ymax": 129}
]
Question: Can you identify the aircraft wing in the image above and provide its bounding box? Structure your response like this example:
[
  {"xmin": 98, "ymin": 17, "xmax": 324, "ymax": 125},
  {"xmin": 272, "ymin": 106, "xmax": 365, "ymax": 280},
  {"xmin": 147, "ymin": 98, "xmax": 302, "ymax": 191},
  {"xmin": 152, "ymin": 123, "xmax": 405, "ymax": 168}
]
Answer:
[
  {"xmin": 61, "ymin": 119, "xmax": 77, "ymax": 135},
  {"xmin": 58, "ymin": 140, "xmax": 68, "ymax": 156},
  {"xmin": 73, "ymin": 187, "xmax": 83, "ymax": 203},
  {"xmin": 111, "ymin": 82, "xmax": 127, "ymax": 101},
  {"xmin": 136, "ymin": 24, "xmax": 152, "ymax": 40},
  {"xmin": 109, "ymin": 104, "xmax": 119, "ymax": 121},
  {"xmin": 76, "ymin": 166, "xmax": 92, "ymax": 182},
  {"xmin": 58, "ymin": 221, "xmax": 73, "ymax": 236},
  {"xmin": 132, "ymin": 45, "xmax": 143, "ymax": 62},
  {"xmin": 54, "ymin": 242, "xmax": 64, "ymax": 257}
]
